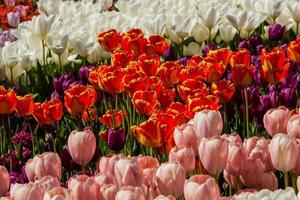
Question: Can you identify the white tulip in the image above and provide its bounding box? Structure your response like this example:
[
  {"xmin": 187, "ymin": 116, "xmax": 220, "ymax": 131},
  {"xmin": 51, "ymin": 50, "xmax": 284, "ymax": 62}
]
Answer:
[
  {"xmin": 183, "ymin": 42, "xmax": 202, "ymax": 56},
  {"xmin": 226, "ymin": 11, "xmax": 248, "ymax": 33},
  {"xmin": 192, "ymin": 23, "xmax": 210, "ymax": 43},
  {"xmin": 87, "ymin": 43, "xmax": 111, "ymax": 64},
  {"xmin": 219, "ymin": 23, "xmax": 237, "ymax": 42},
  {"xmin": 32, "ymin": 14, "xmax": 56, "ymax": 40},
  {"xmin": 287, "ymin": 2, "xmax": 300, "ymax": 23},
  {"xmin": 47, "ymin": 34, "xmax": 68, "ymax": 55}
]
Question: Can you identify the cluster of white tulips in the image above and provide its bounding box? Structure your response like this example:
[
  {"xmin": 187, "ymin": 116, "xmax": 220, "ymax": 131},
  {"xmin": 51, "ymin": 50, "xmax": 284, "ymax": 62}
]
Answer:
[{"xmin": 1, "ymin": 0, "xmax": 300, "ymax": 83}]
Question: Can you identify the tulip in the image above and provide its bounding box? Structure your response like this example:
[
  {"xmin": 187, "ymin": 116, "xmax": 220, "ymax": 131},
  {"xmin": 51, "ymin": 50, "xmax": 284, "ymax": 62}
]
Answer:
[
  {"xmin": 123, "ymin": 71, "xmax": 147, "ymax": 97},
  {"xmin": 106, "ymin": 128, "xmax": 126, "ymax": 151},
  {"xmin": 148, "ymin": 35, "xmax": 169, "ymax": 55},
  {"xmin": 138, "ymin": 53, "xmax": 160, "ymax": 76},
  {"xmin": 226, "ymin": 143, "xmax": 247, "ymax": 176},
  {"xmin": 198, "ymin": 58, "xmax": 226, "ymax": 83},
  {"xmin": 297, "ymin": 176, "xmax": 300, "ymax": 192},
  {"xmin": 100, "ymin": 184, "xmax": 119, "ymax": 200},
  {"xmin": 193, "ymin": 109, "xmax": 223, "ymax": 140},
  {"xmin": 174, "ymin": 123, "xmax": 199, "ymax": 153},
  {"xmin": 64, "ymin": 84, "xmax": 97, "ymax": 116},
  {"xmin": 121, "ymin": 29, "xmax": 146, "ymax": 57},
  {"xmin": 0, "ymin": 166, "xmax": 10, "ymax": 196},
  {"xmin": 68, "ymin": 129, "xmax": 96, "ymax": 166},
  {"xmin": 260, "ymin": 47, "xmax": 290, "ymax": 85},
  {"xmin": 260, "ymin": 172, "xmax": 278, "ymax": 191},
  {"xmin": 25, "ymin": 152, "xmax": 62, "ymax": 181},
  {"xmin": 169, "ymin": 146, "xmax": 195, "ymax": 172},
  {"xmin": 288, "ymin": 37, "xmax": 300, "ymax": 63},
  {"xmin": 4, "ymin": 0, "xmax": 15, "ymax": 6},
  {"xmin": 268, "ymin": 24, "xmax": 285, "ymax": 40},
  {"xmin": 10, "ymin": 183, "xmax": 44, "ymax": 200},
  {"xmin": 0, "ymin": 86, "xmax": 17, "ymax": 115},
  {"xmin": 187, "ymin": 95, "xmax": 220, "ymax": 113},
  {"xmin": 115, "ymin": 186, "xmax": 146, "ymax": 200},
  {"xmin": 240, "ymin": 157, "xmax": 265, "ymax": 188},
  {"xmin": 223, "ymin": 169, "xmax": 240, "ymax": 189},
  {"xmin": 68, "ymin": 175, "xmax": 101, "ymax": 200},
  {"xmin": 98, "ymin": 154, "xmax": 123, "ymax": 176},
  {"xmin": 155, "ymin": 162, "xmax": 185, "ymax": 198},
  {"xmin": 7, "ymin": 12, "xmax": 20, "ymax": 28},
  {"xmin": 263, "ymin": 106, "xmax": 291, "ymax": 137},
  {"xmin": 269, "ymin": 134, "xmax": 299, "ymax": 172},
  {"xmin": 33, "ymin": 14, "xmax": 55, "ymax": 40},
  {"xmin": 41, "ymin": 99, "xmax": 63, "ymax": 124},
  {"xmin": 15, "ymin": 94, "xmax": 35, "ymax": 116},
  {"xmin": 157, "ymin": 61, "xmax": 180, "ymax": 85},
  {"xmin": 154, "ymin": 195, "xmax": 176, "ymax": 200},
  {"xmin": 287, "ymin": 114, "xmax": 300, "ymax": 139},
  {"xmin": 98, "ymin": 110, "xmax": 126, "ymax": 127},
  {"xmin": 136, "ymin": 156, "xmax": 159, "ymax": 170},
  {"xmin": 157, "ymin": 87, "xmax": 176, "ymax": 108},
  {"xmin": 34, "ymin": 176, "xmax": 60, "ymax": 192},
  {"xmin": 184, "ymin": 175, "xmax": 220, "ymax": 200},
  {"xmin": 97, "ymin": 29, "xmax": 120, "ymax": 52},
  {"xmin": 219, "ymin": 23, "xmax": 237, "ymax": 43},
  {"xmin": 111, "ymin": 50, "xmax": 135, "ymax": 68},
  {"xmin": 114, "ymin": 158, "xmax": 143, "ymax": 186},
  {"xmin": 210, "ymin": 80, "xmax": 235, "ymax": 103},
  {"xmin": 279, "ymin": 88, "xmax": 297, "ymax": 109},
  {"xmin": 43, "ymin": 187, "xmax": 74, "ymax": 200},
  {"xmin": 94, "ymin": 173, "xmax": 116, "ymax": 186},
  {"xmin": 199, "ymin": 136, "xmax": 228, "ymax": 175},
  {"xmin": 47, "ymin": 34, "xmax": 69, "ymax": 55},
  {"xmin": 132, "ymin": 90, "xmax": 158, "ymax": 116},
  {"xmin": 202, "ymin": 44, "xmax": 217, "ymax": 57},
  {"xmin": 177, "ymin": 79, "xmax": 209, "ymax": 102}
]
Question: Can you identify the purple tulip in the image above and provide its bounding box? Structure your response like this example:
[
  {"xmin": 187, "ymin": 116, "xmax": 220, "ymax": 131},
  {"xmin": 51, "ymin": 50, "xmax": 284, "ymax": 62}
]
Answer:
[
  {"xmin": 279, "ymin": 88, "xmax": 297, "ymax": 108},
  {"xmin": 247, "ymin": 86, "xmax": 260, "ymax": 107},
  {"xmin": 268, "ymin": 24, "xmax": 285, "ymax": 41},
  {"xmin": 53, "ymin": 73, "xmax": 76, "ymax": 93},
  {"xmin": 59, "ymin": 148, "xmax": 79, "ymax": 170},
  {"xmin": 202, "ymin": 44, "xmax": 217, "ymax": 57},
  {"xmin": 239, "ymin": 40, "xmax": 250, "ymax": 49},
  {"xmin": 11, "ymin": 130, "xmax": 32, "ymax": 147},
  {"xmin": 79, "ymin": 66, "xmax": 95, "ymax": 83},
  {"xmin": 255, "ymin": 44, "xmax": 265, "ymax": 55},
  {"xmin": 14, "ymin": 5, "xmax": 29, "ymax": 17},
  {"xmin": 163, "ymin": 46, "xmax": 177, "ymax": 61},
  {"xmin": 7, "ymin": 12, "xmax": 20, "ymax": 28},
  {"xmin": 281, "ymin": 74, "xmax": 299, "ymax": 89},
  {"xmin": 178, "ymin": 57, "xmax": 188, "ymax": 65},
  {"xmin": 249, "ymin": 35, "xmax": 263, "ymax": 47},
  {"xmin": 51, "ymin": 90, "xmax": 61, "ymax": 100},
  {"xmin": 107, "ymin": 128, "xmax": 126, "ymax": 151}
]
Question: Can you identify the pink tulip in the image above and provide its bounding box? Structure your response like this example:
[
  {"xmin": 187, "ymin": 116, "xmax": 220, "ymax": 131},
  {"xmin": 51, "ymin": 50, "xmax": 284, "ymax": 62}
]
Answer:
[
  {"xmin": 115, "ymin": 186, "xmax": 146, "ymax": 200},
  {"xmin": 4, "ymin": 0, "xmax": 15, "ymax": 6},
  {"xmin": 136, "ymin": 156, "xmax": 159, "ymax": 169},
  {"xmin": 263, "ymin": 106, "xmax": 291, "ymax": 137},
  {"xmin": 223, "ymin": 170, "xmax": 240, "ymax": 189},
  {"xmin": 100, "ymin": 184, "xmax": 119, "ymax": 200},
  {"xmin": 142, "ymin": 168, "xmax": 159, "ymax": 197},
  {"xmin": 68, "ymin": 175, "xmax": 101, "ymax": 200},
  {"xmin": 7, "ymin": 12, "xmax": 20, "ymax": 28},
  {"xmin": 193, "ymin": 109, "xmax": 223, "ymax": 140},
  {"xmin": 0, "ymin": 166, "xmax": 10, "ymax": 196},
  {"xmin": 155, "ymin": 162, "xmax": 185, "ymax": 198},
  {"xmin": 98, "ymin": 154, "xmax": 123, "ymax": 176},
  {"xmin": 154, "ymin": 195, "xmax": 176, "ymax": 200},
  {"xmin": 240, "ymin": 157, "xmax": 265, "ymax": 188},
  {"xmin": 169, "ymin": 146, "xmax": 195, "ymax": 172},
  {"xmin": 25, "ymin": 152, "xmax": 62, "ymax": 181},
  {"xmin": 174, "ymin": 123, "xmax": 199, "ymax": 153},
  {"xmin": 184, "ymin": 175, "xmax": 220, "ymax": 200},
  {"xmin": 114, "ymin": 158, "xmax": 143, "ymax": 186},
  {"xmin": 244, "ymin": 137, "xmax": 274, "ymax": 172},
  {"xmin": 199, "ymin": 136, "xmax": 228, "ymax": 175},
  {"xmin": 43, "ymin": 187, "xmax": 74, "ymax": 200},
  {"xmin": 95, "ymin": 173, "xmax": 116, "ymax": 186},
  {"xmin": 68, "ymin": 129, "xmax": 96, "ymax": 166},
  {"xmin": 287, "ymin": 114, "xmax": 300, "ymax": 138},
  {"xmin": 221, "ymin": 133, "xmax": 242, "ymax": 145},
  {"xmin": 34, "ymin": 176, "xmax": 60, "ymax": 191},
  {"xmin": 10, "ymin": 183, "xmax": 44, "ymax": 200},
  {"xmin": 269, "ymin": 133, "xmax": 299, "ymax": 172},
  {"xmin": 226, "ymin": 143, "xmax": 247, "ymax": 176},
  {"xmin": 291, "ymin": 139, "xmax": 300, "ymax": 175},
  {"xmin": 260, "ymin": 172, "xmax": 278, "ymax": 191},
  {"xmin": 297, "ymin": 176, "xmax": 300, "ymax": 192}
]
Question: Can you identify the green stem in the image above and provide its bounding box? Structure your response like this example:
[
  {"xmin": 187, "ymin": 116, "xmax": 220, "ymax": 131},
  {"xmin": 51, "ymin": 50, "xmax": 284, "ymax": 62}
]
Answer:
[
  {"xmin": 42, "ymin": 39, "xmax": 46, "ymax": 66},
  {"xmin": 292, "ymin": 175, "xmax": 297, "ymax": 192},
  {"xmin": 284, "ymin": 172, "xmax": 289, "ymax": 188},
  {"xmin": 10, "ymin": 68, "xmax": 13, "ymax": 84},
  {"xmin": 58, "ymin": 54, "xmax": 63, "ymax": 73},
  {"xmin": 224, "ymin": 103, "xmax": 228, "ymax": 133},
  {"xmin": 244, "ymin": 87, "xmax": 249, "ymax": 138}
]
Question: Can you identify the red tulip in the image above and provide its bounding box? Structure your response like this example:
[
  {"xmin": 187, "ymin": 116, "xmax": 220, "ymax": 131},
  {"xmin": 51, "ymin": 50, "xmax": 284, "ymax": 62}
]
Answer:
[
  {"xmin": 97, "ymin": 29, "xmax": 121, "ymax": 52},
  {"xmin": 15, "ymin": 94, "xmax": 34, "ymax": 116},
  {"xmin": 210, "ymin": 80, "xmax": 235, "ymax": 103},
  {"xmin": 157, "ymin": 61, "xmax": 181, "ymax": 85},
  {"xmin": 138, "ymin": 53, "xmax": 160, "ymax": 76},
  {"xmin": 0, "ymin": 86, "xmax": 16, "ymax": 115},
  {"xmin": 132, "ymin": 90, "xmax": 158, "ymax": 116},
  {"xmin": 287, "ymin": 37, "xmax": 300, "ymax": 63},
  {"xmin": 98, "ymin": 109, "xmax": 126, "ymax": 127}
]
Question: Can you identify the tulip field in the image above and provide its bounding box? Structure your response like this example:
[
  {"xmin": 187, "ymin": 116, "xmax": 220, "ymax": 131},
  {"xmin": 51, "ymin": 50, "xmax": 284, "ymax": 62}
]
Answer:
[{"xmin": 1, "ymin": 0, "xmax": 300, "ymax": 199}]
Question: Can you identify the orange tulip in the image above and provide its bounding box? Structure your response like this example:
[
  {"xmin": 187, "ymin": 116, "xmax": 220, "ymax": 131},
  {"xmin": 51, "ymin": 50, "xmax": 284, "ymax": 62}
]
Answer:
[
  {"xmin": 230, "ymin": 48, "xmax": 251, "ymax": 67},
  {"xmin": 15, "ymin": 94, "xmax": 34, "ymax": 116},
  {"xmin": 156, "ymin": 112, "xmax": 179, "ymax": 142},
  {"xmin": 177, "ymin": 79, "xmax": 209, "ymax": 102},
  {"xmin": 97, "ymin": 29, "xmax": 120, "ymax": 52},
  {"xmin": 132, "ymin": 90, "xmax": 158, "ymax": 116},
  {"xmin": 0, "ymin": 86, "xmax": 16, "ymax": 115},
  {"xmin": 124, "ymin": 71, "xmax": 147, "ymax": 97},
  {"xmin": 207, "ymin": 48, "xmax": 232, "ymax": 66},
  {"xmin": 165, "ymin": 102, "xmax": 191, "ymax": 124},
  {"xmin": 178, "ymin": 65, "xmax": 203, "ymax": 82},
  {"xmin": 147, "ymin": 35, "xmax": 169, "ymax": 55},
  {"xmin": 82, "ymin": 107, "xmax": 98, "ymax": 122},
  {"xmin": 131, "ymin": 118, "xmax": 162, "ymax": 147},
  {"xmin": 157, "ymin": 61, "xmax": 181, "ymax": 85},
  {"xmin": 157, "ymin": 87, "xmax": 176, "ymax": 108},
  {"xmin": 33, "ymin": 103, "xmax": 47, "ymax": 125},
  {"xmin": 138, "ymin": 53, "xmax": 160, "ymax": 76},
  {"xmin": 121, "ymin": 29, "xmax": 147, "ymax": 57},
  {"xmin": 64, "ymin": 84, "xmax": 97, "ymax": 116},
  {"xmin": 42, "ymin": 99, "xmax": 63, "ymax": 124},
  {"xmin": 231, "ymin": 64, "xmax": 255, "ymax": 87},
  {"xmin": 287, "ymin": 38, "xmax": 300, "ymax": 63},
  {"xmin": 198, "ymin": 58, "xmax": 226, "ymax": 83},
  {"xmin": 147, "ymin": 76, "xmax": 163, "ymax": 94},
  {"xmin": 111, "ymin": 50, "xmax": 135, "ymax": 68},
  {"xmin": 187, "ymin": 95, "xmax": 220, "ymax": 113},
  {"xmin": 260, "ymin": 47, "xmax": 290, "ymax": 84},
  {"xmin": 211, "ymin": 80, "xmax": 235, "ymax": 103},
  {"xmin": 98, "ymin": 110, "xmax": 126, "ymax": 127},
  {"xmin": 187, "ymin": 55, "xmax": 203, "ymax": 67}
]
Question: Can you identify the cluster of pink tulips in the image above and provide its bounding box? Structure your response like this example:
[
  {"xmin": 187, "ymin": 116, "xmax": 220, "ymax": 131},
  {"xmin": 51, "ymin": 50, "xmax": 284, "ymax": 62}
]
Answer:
[{"xmin": 0, "ymin": 106, "xmax": 299, "ymax": 199}]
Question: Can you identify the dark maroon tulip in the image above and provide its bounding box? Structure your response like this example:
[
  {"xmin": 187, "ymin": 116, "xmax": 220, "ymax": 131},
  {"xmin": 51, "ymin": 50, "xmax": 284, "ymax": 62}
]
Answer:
[
  {"xmin": 279, "ymin": 88, "xmax": 297, "ymax": 108},
  {"xmin": 247, "ymin": 86, "xmax": 260, "ymax": 107},
  {"xmin": 249, "ymin": 35, "xmax": 263, "ymax": 47},
  {"xmin": 268, "ymin": 24, "xmax": 285, "ymax": 41},
  {"xmin": 163, "ymin": 46, "xmax": 177, "ymax": 61},
  {"xmin": 107, "ymin": 128, "xmax": 126, "ymax": 151}
]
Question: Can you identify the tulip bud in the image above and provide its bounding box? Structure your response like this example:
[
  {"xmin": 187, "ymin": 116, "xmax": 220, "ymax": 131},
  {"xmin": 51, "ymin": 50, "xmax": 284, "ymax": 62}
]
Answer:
[
  {"xmin": 268, "ymin": 24, "xmax": 285, "ymax": 41},
  {"xmin": 68, "ymin": 129, "xmax": 96, "ymax": 166},
  {"xmin": 107, "ymin": 128, "xmax": 126, "ymax": 151}
]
